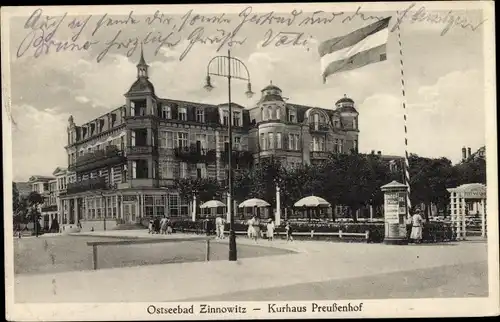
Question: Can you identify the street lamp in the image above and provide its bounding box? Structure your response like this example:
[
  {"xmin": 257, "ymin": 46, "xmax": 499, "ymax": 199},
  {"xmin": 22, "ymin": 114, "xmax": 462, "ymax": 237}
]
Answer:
[{"xmin": 205, "ymin": 49, "xmax": 254, "ymax": 261}]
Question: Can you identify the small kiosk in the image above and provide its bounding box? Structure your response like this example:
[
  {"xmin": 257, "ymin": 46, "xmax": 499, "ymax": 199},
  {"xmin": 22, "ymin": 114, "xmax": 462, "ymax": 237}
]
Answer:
[
  {"xmin": 447, "ymin": 183, "xmax": 487, "ymax": 240},
  {"xmin": 381, "ymin": 181, "xmax": 409, "ymax": 245}
]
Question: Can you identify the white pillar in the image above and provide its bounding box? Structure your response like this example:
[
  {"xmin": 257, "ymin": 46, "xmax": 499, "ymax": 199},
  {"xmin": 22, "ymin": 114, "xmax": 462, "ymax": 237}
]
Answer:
[
  {"xmin": 120, "ymin": 195, "xmax": 124, "ymax": 219},
  {"xmin": 369, "ymin": 204, "xmax": 374, "ymax": 220},
  {"xmin": 226, "ymin": 192, "xmax": 231, "ymax": 222},
  {"xmin": 275, "ymin": 185, "xmax": 281, "ymax": 226},
  {"xmin": 481, "ymin": 198, "xmax": 486, "ymax": 238},
  {"xmin": 73, "ymin": 198, "xmax": 78, "ymax": 224},
  {"xmin": 461, "ymin": 195, "xmax": 467, "ymax": 240},
  {"xmin": 191, "ymin": 195, "xmax": 197, "ymax": 221}
]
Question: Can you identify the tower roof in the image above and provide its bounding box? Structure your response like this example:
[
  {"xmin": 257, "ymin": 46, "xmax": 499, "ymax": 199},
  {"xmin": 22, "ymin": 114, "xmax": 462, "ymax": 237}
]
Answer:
[
  {"xmin": 261, "ymin": 81, "xmax": 282, "ymax": 92},
  {"xmin": 128, "ymin": 78, "xmax": 155, "ymax": 94},
  {"xmin": 336, "ymin": 94, "xmax": 354, "ymax": 105}
]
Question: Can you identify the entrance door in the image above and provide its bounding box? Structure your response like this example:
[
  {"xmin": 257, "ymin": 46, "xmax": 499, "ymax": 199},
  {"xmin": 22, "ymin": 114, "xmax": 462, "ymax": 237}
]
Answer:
[{"xmin": 124, "ymin": 204, "xmax": 137, "ymax": 223}]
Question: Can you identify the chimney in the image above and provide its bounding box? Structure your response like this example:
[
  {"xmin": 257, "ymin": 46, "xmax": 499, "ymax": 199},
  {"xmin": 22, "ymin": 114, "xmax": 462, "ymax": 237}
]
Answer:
[
  {"xmin": 371, "ymin": 150, "xmax": 375, "ymax": 154},
  {"xmin": 377, "ymin": 151, "xmax": 381, "ymax": 156},
  {"xmin": 462, "ymin": 147, "xmax": 467, "ymax": 160},
  {"xmin": 467, "ymin": 147, "xmax": 472, "ymax": 158}
]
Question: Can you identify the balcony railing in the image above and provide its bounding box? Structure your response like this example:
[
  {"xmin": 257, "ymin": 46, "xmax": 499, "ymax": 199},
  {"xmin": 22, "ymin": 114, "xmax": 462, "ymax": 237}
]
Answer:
[
  {"xmin": 69, "ymin": 145, "xmax": 125, "ymax": 173},
  {"xmin": 222, "ymin": 150, "xmax": 254, "ymax": 167},
  {"xmin": 41, "ymin": 205, "xmax": 58, "ymax": 212},
  {"xmin": 127, "ymin": 145, "xmax": 157, "ymax": 155},
  {"xmin": 309, "ymin": 123, "xmax": 330, "ymax": 132},
  {"xmin": 174, "ymin": 145, "xmax": 216, "ymax": 164},
  {"xmin": 66, "ymin": 177, "xmax": 112, "ymax": 194}
]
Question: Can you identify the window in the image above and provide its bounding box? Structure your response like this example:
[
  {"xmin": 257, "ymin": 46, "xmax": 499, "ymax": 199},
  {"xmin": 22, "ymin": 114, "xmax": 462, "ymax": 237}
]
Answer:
[
  {"xmin": 353, "ymin": 140, "xmax": 358, "ymax": 152},
  {"xmin": 353, "ymin": 118, "xmax": 358, "ymax": 129},
  {"xmin": 196, "ymin": 163, "xmax": 206, "ymax": 179},
  {"xmin": 160, "ymin": 131, "xmax": 167, "ymax": 148},
  {"xmin": 288, "ymin": 134, "xmax": 299, "ymax": 151},
  {"xmin": 195, "ymin": 134, "xmax": 207, "ymax": 151},
  {"xmin": 312, "ymin": 137, "xmax": 325, "ymax": 152},
  {"xmin": 260, "ymin": 133, "xmax": 266, "ymax": 150},
  {"xmin": 269, "ymin": 133, "xmax": 275, "ymax": 149},
  {"xmin": 334, "ymin": 119, "xmax": 340, "ymax": 128},
  {"xmin": 288, "ymin": 109, "xmax": 296, "ymax": 122},
  {"xmin": 233, "ymin": 111, "xmax": 241, "ymax": 126},
  {"xmin": 262, "ymin": 107, "xmax": 268, "ymax": 120},
  {"xmin": 178, "ymin": 107, "xmax": 187, "ymax": 121},
  {"xmin": 177, "ymin": 132, "xmax": 188, "ymax": 148},
  {"xmin": 276, "ymin": 133, "xmax": 282, "ymax": 149},
  {"xmin": 132, "ymin": 161, "xmax": 137, "ymax": 179},
  {"xmin": 196, "ymin": 108, "xmax": 205, "ymax": 123},
  {"xmin": 276, "ymin": 107, "xmax": 281, "ymax": 120},
  {"xmin": 180, "ymin": 162, "xmax": 188, "ymax": 178},
  {"xmin": 161, "ymin": 105, "xmax": 171, "ymax": 119},
  {"xmin": 233, "ymin": 136, "xmax": 241, "ymax": 150},
  {"xmin": 223, "ymin": 110, "xmax": 229, "ymax": 126}
]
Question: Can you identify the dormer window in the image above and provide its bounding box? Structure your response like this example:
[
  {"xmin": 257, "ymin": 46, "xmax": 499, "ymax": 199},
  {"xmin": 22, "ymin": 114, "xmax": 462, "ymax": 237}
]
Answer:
[
  {"xmin": 223, "ymin": 110, "xmax": 229, "ymax": 126},
  {"xmin": 233, "ymin": 111, "xmax": 241, "ymax": 126},
  {"xmin": 161, "ymin": 105, "xmax": 171, "ymax": 119},
  {"xmin": 196, "ymin": 108, "xmax": 205, "ymax": 123},
  {"xmin": 262, "ymin": 107, "xmax": 268, "ymax": 121},
  {"xmin": 178, "ymin": 107, "xmax": 187, "ymax": 121}
]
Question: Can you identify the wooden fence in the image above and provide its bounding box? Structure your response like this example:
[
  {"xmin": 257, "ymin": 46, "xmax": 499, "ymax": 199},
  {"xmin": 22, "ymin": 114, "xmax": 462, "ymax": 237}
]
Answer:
[{"xmin": 86, "ymin": 237, "xmax": 212, "ymax": 270}]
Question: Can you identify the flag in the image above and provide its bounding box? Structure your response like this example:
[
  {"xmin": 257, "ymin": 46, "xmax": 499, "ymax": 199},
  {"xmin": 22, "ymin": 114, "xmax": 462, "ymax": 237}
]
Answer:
[{"xmin": 319, "ymin": 17, "xmax": 391, "ymax": 82}]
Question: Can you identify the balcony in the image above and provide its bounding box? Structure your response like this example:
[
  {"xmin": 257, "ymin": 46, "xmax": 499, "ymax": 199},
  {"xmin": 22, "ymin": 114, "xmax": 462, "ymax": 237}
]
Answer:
[
  {"xmin": 222, "ymin": 150, "xmax": 254, "ymax": 167},
  {"xmin": 69, "ymin": 145, "xmax": 125, "ymax": 173},
  {"xmin": 311, "ymin": 151, "xmax": 331, "ymax": 159},
  {"xmin": 41, "ymin": 205, "xmax": 58, "ymax": 212},
  {"xmin": 309, "ymin": 123, "xmax": 330, "ymax": 132},
  {"xmin": 174, "ymin": 144, "xmax": 216, "ymax": 164},
  {"xmin": 66, "ymin": 177, "xmax": 110, "ymax": 194},
  {"xmin": 127, "ymin": 145, "xmax": 157, "ymax": 155}
]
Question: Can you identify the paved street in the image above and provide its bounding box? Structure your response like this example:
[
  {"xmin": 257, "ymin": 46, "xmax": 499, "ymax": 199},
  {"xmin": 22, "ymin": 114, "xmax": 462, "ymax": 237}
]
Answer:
[{"xmin": 14, "ymin": 231, "xmax": 488, "ymax": 303}]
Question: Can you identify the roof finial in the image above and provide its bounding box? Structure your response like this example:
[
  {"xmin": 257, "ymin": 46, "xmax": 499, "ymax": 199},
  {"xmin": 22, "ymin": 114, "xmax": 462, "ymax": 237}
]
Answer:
[
  {"xmin": 138, "ymin": 42, "xmax": 146, "ymax": 66},
  {"xmin": 270, "ymin": 80, "xmax": 273, "ymax": 85},
  {"xmin": 344, "ymin": 93, "xmax": 347, "ymax": 98}
]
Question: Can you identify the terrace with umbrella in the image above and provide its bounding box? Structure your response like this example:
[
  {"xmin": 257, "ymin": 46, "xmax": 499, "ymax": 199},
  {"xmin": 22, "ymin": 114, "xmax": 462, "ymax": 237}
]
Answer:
[
  {"xmin": 293, "ymin": 196, "xmax": 331, "ymax": 222},
  {"xmin": 238, "ymin": 198, "xmax": 271, "ymax": 219}
]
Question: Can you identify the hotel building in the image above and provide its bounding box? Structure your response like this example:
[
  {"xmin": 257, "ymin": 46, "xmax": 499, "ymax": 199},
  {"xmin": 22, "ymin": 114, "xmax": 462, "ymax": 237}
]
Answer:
[{"xmin": 59, "ymin": 49, "xmax": 359, "ymax": 226}]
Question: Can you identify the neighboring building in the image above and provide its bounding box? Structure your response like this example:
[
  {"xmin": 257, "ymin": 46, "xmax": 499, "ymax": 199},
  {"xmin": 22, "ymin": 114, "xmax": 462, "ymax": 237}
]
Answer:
[
  {"xmin": 60, "ymin": 49, "xmax": 359, "ymax": 224},
  {"xmin": 28, "ymin": 175, "xmax": 57, "ymax": 230},
  {"xmin": 461, "ymin": 145, "xmax": 486, "ymax": 162}
]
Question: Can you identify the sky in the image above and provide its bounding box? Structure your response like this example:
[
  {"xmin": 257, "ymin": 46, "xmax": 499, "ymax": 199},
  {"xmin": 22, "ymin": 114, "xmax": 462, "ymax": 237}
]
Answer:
[{"xmin": 5, "ymin": 4, "xmax": 489, "ymax": 181}]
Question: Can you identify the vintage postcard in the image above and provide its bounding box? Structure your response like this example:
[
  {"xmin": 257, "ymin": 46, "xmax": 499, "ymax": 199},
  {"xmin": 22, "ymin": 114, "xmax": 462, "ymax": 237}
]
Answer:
[{"xmin": 2, "ymin": 2, "xmax": 498, "ymax": 320}]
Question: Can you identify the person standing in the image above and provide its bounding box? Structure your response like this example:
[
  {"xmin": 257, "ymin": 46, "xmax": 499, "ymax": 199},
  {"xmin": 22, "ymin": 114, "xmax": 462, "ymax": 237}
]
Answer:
[
  {"xmin": 215, "ymin": 215, "xmax": 222, "ymax": 239},
  {"xmin": 252, "ymin": 216, "xmax": 261, "ymax": 242},
  {"xmin": 285, "ymin": 222, "xmax": 294, "ymax": 242},
  {"xmin": 266, "ymin": 219, "xmax": 275, "ymax": 241},
  {"xmin": 410, "ymin": 209, "xmax": 424, "ymax": 244},
  {"xmin": 247, "ymin": 217, "xmax": 255, "ymax": 239}
]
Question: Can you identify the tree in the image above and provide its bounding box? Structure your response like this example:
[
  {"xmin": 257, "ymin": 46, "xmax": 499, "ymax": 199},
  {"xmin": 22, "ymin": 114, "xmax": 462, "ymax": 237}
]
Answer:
[
  {"xmin": 27, "ymin": 191, "xmax": 44, "ymax": 236},
  {"xmin": 174, "ymin": 177, "xmax": 224, "ymax": 204},
  {"xmin": 408, "ymin": 154, "xmax": 457, "ymax": 219},
  {"xmin": 453, "ymin": 157, "xmax": 486, "ymax": 185}
]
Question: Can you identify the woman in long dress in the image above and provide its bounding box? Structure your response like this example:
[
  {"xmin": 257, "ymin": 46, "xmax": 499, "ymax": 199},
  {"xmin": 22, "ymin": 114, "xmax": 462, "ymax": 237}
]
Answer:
[
  {"xmin": 410, "ymin": 209, "xmax": 424, "ymax": 243},
  {"xmin": 252, "ymin": 216, "xmax": 261, "ymax": 242},
  {"xmin": 266, "ymin": 219, "xmax": 275, "ymax": 241},
  {"xmin": 247, "ymin": 217, "xmax": 255, "ymax": 239}
]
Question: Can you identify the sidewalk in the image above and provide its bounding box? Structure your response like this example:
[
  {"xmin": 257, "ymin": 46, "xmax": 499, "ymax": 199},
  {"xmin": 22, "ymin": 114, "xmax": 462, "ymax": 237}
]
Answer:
[{"xmin": 15, "ymin": 230, "xmax": 488, "ymax": 303}]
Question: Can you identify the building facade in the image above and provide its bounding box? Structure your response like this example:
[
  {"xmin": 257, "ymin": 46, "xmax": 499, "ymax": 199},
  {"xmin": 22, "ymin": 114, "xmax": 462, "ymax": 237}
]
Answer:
[
  {"xmin": 28, "ymin": 175, "xmax": 58, "ymax": 230},
  {"xmin": 60, "ymin": 49, "xmax": 359, "ymax": 224}
]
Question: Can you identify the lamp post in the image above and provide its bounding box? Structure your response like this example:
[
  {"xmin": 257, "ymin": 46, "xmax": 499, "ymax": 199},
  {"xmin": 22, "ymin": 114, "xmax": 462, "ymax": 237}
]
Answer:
[{"xmin": 204, "ymin": 49, "xmax": 254, "ymax": 261}]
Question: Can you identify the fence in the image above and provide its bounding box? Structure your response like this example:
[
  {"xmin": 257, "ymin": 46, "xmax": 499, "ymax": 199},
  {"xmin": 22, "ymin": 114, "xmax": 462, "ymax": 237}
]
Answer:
[
  {"xmin": 86, "ymin": 236, "xmax": 212, "ymax": 270},
  {"xmin": 221, "ymin": 230, "xmax": 370, "ymax": 241}
]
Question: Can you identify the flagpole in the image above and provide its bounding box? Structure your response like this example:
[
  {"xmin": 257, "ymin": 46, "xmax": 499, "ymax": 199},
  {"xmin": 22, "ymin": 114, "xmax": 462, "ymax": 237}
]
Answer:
[{"xmin": 395, "ymin": 12, "xmax": 412, "ymax": 217}]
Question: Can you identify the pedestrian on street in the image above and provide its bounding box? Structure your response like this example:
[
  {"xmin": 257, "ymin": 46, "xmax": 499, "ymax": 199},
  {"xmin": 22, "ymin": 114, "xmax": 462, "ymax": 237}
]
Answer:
[
  {"xmin": 247, "ymin": 217, "xmax": 255, "ymax": 239},
  {"xmin": 148, "ymin": 220, "xmax": 154, "ymax": 234},
  {"xmin": 252, "ymin": 216, "xmax": 261, "ymax": 242},
  {"xmin": 410, "ymin": 208, "xmax": 424, "ymax": 244},
  {"xmin": 285, "ymin": 222, "xmax": 294, "ymax": 242},
  {"xmin": 266, "ymin": 219, "xmax": 275, "ymax": 241}
]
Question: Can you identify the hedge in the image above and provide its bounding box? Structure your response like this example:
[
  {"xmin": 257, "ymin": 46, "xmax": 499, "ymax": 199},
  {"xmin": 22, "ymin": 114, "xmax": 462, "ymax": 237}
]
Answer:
[{"xmin": 169, "ymin": 219, "xmax": 455, "ymax": 243}]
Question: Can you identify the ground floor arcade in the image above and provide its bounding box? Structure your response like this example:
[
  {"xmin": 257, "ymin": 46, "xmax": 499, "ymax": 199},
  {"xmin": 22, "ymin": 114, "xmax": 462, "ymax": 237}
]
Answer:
[{"xmin": 58, "ymin": 189, "xmax": 190, "ymax": 226}]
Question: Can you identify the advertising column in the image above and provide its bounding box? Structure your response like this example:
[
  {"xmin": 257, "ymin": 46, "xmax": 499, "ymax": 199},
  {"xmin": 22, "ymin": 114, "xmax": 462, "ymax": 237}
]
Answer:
[{"xmin": 381, "ymin": 181, "xmax": 408, "ymax": 245}]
